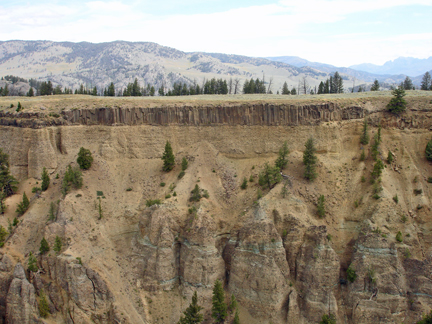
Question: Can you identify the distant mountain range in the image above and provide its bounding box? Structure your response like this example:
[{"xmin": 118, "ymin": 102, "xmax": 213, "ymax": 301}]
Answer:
[
  {"xmin": 266, "ymin": 56, "xmax": 432, "ymax": 84},
  {"xmin": 0, "ymin": 40, "xmax": 430, "ymax": 96}
]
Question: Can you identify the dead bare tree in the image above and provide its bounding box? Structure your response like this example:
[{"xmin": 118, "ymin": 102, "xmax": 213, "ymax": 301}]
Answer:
[
  {"xmin": 228, "ymin": 78, "xmax": 233, "ymax": 94},
  {"xmin": 302, "ymin": 76, "xmax": 309, "ymax": 95},
  {"xmin": 267, "ymin": 77, "xmax": 273, "ymax": 94},
  {"xmin": 233, "ymin": 78, "xmax": 241, "ymax": 94}
]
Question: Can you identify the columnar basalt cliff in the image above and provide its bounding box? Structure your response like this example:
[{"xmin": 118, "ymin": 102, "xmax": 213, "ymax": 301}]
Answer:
[{"xmin": 1, "ymin": 97, "xmax": 432, "ymax": 324}]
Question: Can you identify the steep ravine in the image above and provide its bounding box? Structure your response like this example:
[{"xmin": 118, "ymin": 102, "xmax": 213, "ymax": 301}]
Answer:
[{"xmin": 1, "ymin": 100, "xmax": 432, "ymax": 323}]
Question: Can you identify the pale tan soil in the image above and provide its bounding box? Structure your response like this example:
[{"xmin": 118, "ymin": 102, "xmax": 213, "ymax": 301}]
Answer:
[{"xmin": 1, "ymin": 95, "xmax": 432, "ymax": 323}]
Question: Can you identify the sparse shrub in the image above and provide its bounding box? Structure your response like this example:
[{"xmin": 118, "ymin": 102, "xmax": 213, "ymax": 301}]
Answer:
[
  {"xmin": 393, "ymin": 195, "xmax": 399, "ymax": 203},
  {"xmin": 387, "ymin": 151, "xmax": 393, "ymax": 164},
  {"xmin": 259, "ymin": 162, "xmax": 282, "ymax": 189},
  {"xmin": 428, "ymin": 177, "xmax": 432, "ymax": 183},
  {"xmin": 202, "ymin": 190, "xmax": 209, "ymax": 199},
  {"xmin": 371, "ymin": 159, "xmax": 384, "ymax": 179},
  {"xmin": 404, "ymin": 248, "xmax": 411, "ymax": 259},
  {"xmin": 367, "ymin": 267, "xmax": 376, "ymax": 285},
  {"xmin": 401, "ymin": 215, "xmax": 407, "ymax": 223},
  {"xmin": 414, "ymin": 176, "xmax": 419, "ymax": 183},
  {"xmin": 282, "ymin": 229, "xmax": 287, "ymax": 237},
  {"xmin": 126, "ymin": 188, "xmax": 132, "ymax": 191},
  {"xmin": 53, "ymin": 236, "xmax": 62, "ymax": 254},
  {"xmin": 61, "ymin": 165, "xmax": 83, "ymax": 196},
  {"xmin": 162, "ymin": 141, "xmax": 175, "ymax": 172},
  {"xmin": 146, "ymin": 199, "xmax": 161, "ymax": 207},
  {"xmin": 48, "ymin": 202, "xmax": 56, "ymax": 221},
  {"xmin": 16, "ymin": 192, "xmax": 29, "ymax": 215},
  {"xmin": 173, "ymin": 191, "xmax": 177, "ymax": 196},
  {"xmin": 178, "ymin": 171, "xmax": 185, "ymax": 179},
  {"xmin": 275, "ymin": 141, "xmax": 289, "ymax": 171},
  {"xmin": 160, "ymin": 182, "xmax": 166, "ymax": 187},
  {"xmin": 169, "ymin": 183, "xmax": 176, "ymax": 191},
  {"xmin": 181, "ymin": 157, "xmax": 188, "ymax": 171},
  {"xmin": 396, "ymin": 231, "xmax": 403, "ymax": 242},
  {"xmin": 257, "ymin": 189, "xmax": 262, "ymax": 200},
  {"xmin": 326, "ymin": 234, "xmax": 332, "ymax": 241},
  {"xmin": 76, "ymin": 257, "xmax": 82, "ymax": 265},
  {"xmin": 55, "ymin": 173, "xmax": 59, "ymax": 179},
  {"xmin": 98, "ymin": 199, "xmax": 102, "ymax": 219},
  {"xmin": 39, "ymin": 237, "xmax": 50, "ymax": 254},
  {"xmin": 229, "ymin": 294, "xmax": 238, "ymax": 313},
  {"xmin": 41, "ymin": 167, "xmax": 50, "ymax": 191},
  {"xmin": 188, "ymin": 206, "xmax": 197, "ymax": 215},
  {"xmin": 320, "ymin": 314, "xmax": 336, "ymax": 324},
  {"xmin": 12, "ymin": 217, "xmax": 18, "ymax": 226},
  {"xmin": 361, "ymin": 176, "xmax": 366, "ymax": 183},
  {"xmin": 347, "ymin": 266, "xmax": 357, "ymax": 283},
  {"xmin": 414, "ymin": 188, "xmax": 423, "ymax": 195},
  {"xmin": 426, "ymin": 139, "xmax": 432, "ymax": 161},
  {"xmin": 16, "ymin": 102, "xmax": 23, "ymax": 112},
  {"xmin": 240, "ymin": 177, "xmax": 248, "ymax": 190},
  {"xmin": 281, "ymin": 181, "xmax": 288, "ymax": 198},
  {"xmin": 360, "ymin": 150, "xmax": 366, "ymax": 161},
  {"xmin": 32, "ymin": 186, "xmax": 41, "ymax": 193},
  {"xmin": 38, "ymin": 290, "xmax": 50, "ymax": 318},
  {"xmin": 317, "ymin": 195, "xmax": 325, "ymax": 218},
  {"xmin": 75, "ymin": 194, "xmax": 82, "ymax": 198},
  {"xmin": 249, "ymin": 175, "xmax": 254, "ymax": 182},
  {"xmin": 0, "ymin": 225, "xmax": 8, "ymax": 247},
  {"xmin": 27, "ymin": 252, "xmax": 38, "ymax": 272},
  {"xmin": 77, "ymin": 147, "xmax": 93, "ymax": 170},
  {"xmin": 417, "ymin": 204, "xmax": 423, "ymax": 210},
  {"xmin": 165, "ymin": 194, "xmax": 171, "ymax": 199},
  {"xmin": 354, "ymin": 200, "xmax": 359, "ymax": 208},
  {"xmin": 372, "ymin": 193, "xmax": 380, "ymax": 200},
  {"xmin": 190, "ymin": 184, "xmax": 202, "ymax": 202}
]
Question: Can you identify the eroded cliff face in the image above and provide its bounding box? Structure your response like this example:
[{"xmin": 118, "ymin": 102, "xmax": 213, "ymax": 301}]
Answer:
[{"xmin": 1, "ymin": 99, "xmax": 432, "ymax": 323}]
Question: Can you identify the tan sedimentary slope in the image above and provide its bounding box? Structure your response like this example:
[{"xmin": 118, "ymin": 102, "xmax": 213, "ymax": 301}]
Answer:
[{"xmin": 1, "ymin": 94, "xmax": 432, "ymax": 323}]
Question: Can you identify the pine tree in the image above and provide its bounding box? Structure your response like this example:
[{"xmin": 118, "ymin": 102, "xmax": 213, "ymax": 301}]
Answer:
[
  {"xmin": 403, "ymin": 76, "xmax": 414, "ymax": 90},
  {"xmin": 77, "ymin": 147, "xmax": 93, "ymax": 170},
  {"xmin": 211, "ymin": 280, "xmax": 227, "ymax": 324},
  {"xmin": 107, "ymin": 82, "xmax": 115, "ymax": 96},
  {"xmin": 162, "ymin": 141, "xmax": 175, "ymax": 172},
  {"xmin": 426, "ymin": 139, "xmax": 432, "ymax": 161},
  {"xmin": 0, "ymin": 148, "xmax": 18, "ymax": 197},
  {"xmin": 360, "ymin": 118, "xmax": 369, "ymax": 145},
  {"xmin": 370, "ymin": 79, "xmax": 380, "ymax": 91},
  {"xmin": 291, "ymin": 87, "xmax": 297, "ymax": 95},
  {"xmin": 0, "ymin": 190, "xmax": 6, "ymax": 214},
  {"xmin": 387, "ymin": 87, "xmax": 407, "ymax": 114},
  {"xmin": 39, "ymin": 237, "xmax": 50, "ymax": 254},
  {"xmin": 275, "ymin": 141, "xmax": 289, "ymax": 171},
  {"xmin": 421, "ymin": 72, "xmax": 431, "ymax": 90},
  {"xmin": 233, "ymin": 310, "xmax": 240, "ymax": 324},
  {"xmin": 41, "ymin": 167, "xmax": 50, "ymax": 191},
  {"xmin": 303, "ymin": 137, "xmax": 317, "ymax": 181},
  {"xmin": 282, "ymin": 82, "xmax": 290, "ymax": 95},
  {"xmin": 52, "ymin": 236, "xmax": 62, "ymax": 254},
  {"xmin": 178, "ymin": 291, "xmax": 203, "ymax": 324},
  {"xmin": 318, "ymin": 81, "xmax": 325, "ymax": 94},
  {"xmin": 27, "ymin": 87, "xmax": 34, "ymax": 97},
  {"xmin": 16, "ymin": 192, "xmax": 29, "ymax": 215}
]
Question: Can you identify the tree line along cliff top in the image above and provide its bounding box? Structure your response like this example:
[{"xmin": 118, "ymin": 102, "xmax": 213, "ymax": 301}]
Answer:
[{"xmin": 0, "ymin": 91, "xmax": 431, "ymax": 114}]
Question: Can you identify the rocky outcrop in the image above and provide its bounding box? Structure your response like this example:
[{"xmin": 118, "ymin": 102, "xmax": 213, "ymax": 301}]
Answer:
[
  {"xmin": 228, "ymin": 205, "xmax": 290, "ymax": 321},
  {"xmin": 5, "ymin": 263, "xmax": 39, "ymax": 324},
  {"xmin": 42, "ymin": 255, "xmax": 117, "ymax": 324},
  {"xmin": 61, "ymin": 104, "xmax": 365, "ymax": 126}
]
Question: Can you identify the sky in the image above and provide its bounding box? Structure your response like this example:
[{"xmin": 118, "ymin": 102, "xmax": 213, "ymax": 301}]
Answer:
[{"xmin": 0, "ymin": 0, "xmax": 431, "ymax": 67}]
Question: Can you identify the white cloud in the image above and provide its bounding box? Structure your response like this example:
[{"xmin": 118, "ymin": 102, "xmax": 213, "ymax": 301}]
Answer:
[{"xmin": 0, "ymin": 0, "xmax": 430, "ymax": 66}]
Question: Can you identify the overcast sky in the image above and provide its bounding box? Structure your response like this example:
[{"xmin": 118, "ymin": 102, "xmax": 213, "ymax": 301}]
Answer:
[{"xmin": 0, "ymin": 0, "xmax": 431, "ymax": 67}]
